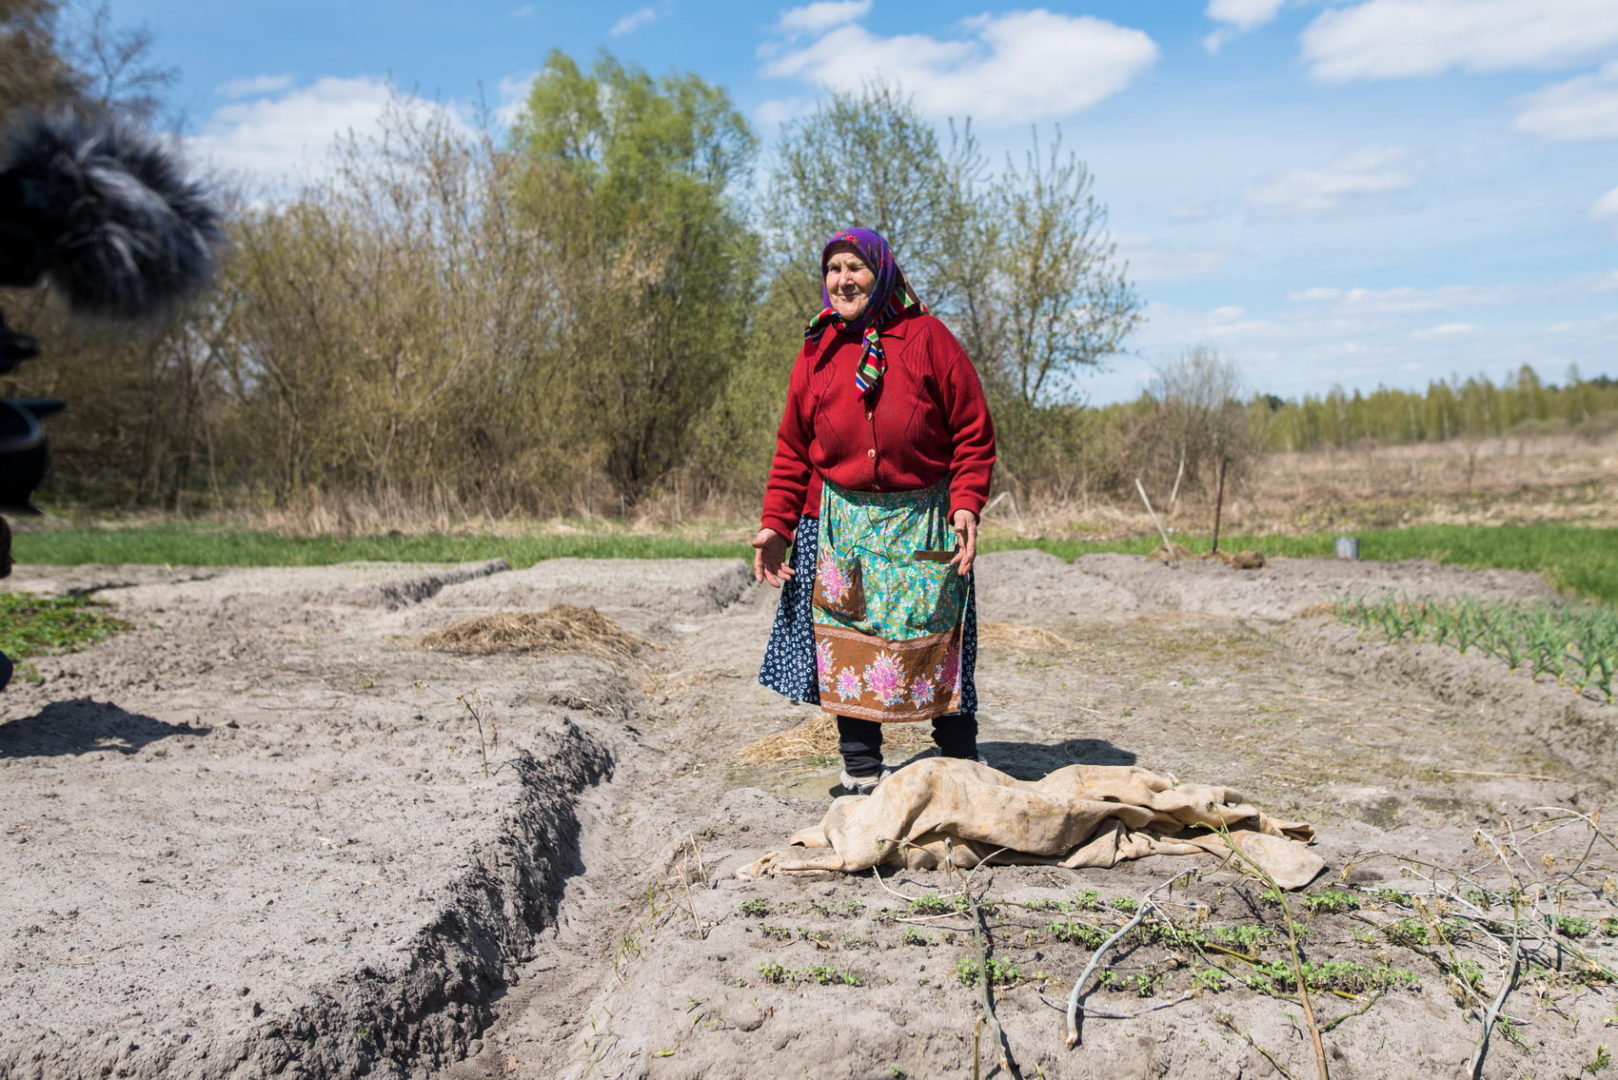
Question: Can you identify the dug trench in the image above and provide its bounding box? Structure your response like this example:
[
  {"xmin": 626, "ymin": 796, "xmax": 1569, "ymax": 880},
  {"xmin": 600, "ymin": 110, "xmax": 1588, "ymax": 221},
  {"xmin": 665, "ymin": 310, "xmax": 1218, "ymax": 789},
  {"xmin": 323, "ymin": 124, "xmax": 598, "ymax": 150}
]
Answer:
[{"xmin": 1, "ymin": 553, "xmax": 1614, "ymax": 1079}]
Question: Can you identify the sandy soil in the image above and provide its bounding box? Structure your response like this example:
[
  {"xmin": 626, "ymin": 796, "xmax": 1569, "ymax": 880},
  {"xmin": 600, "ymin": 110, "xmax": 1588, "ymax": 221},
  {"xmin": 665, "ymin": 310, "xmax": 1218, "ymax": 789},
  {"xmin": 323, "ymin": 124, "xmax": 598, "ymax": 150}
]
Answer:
[{"xmin": 1, "ymin": 552, "xmax": 1613, "ymax": 1079}]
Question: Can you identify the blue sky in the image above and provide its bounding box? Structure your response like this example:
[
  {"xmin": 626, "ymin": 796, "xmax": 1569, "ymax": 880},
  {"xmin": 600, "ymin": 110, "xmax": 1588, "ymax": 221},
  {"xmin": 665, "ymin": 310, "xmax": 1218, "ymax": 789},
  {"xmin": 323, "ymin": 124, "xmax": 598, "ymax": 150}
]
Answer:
[{"xmin": 114, "ymin": 0, "xmax": 1618, "ymax": 404}]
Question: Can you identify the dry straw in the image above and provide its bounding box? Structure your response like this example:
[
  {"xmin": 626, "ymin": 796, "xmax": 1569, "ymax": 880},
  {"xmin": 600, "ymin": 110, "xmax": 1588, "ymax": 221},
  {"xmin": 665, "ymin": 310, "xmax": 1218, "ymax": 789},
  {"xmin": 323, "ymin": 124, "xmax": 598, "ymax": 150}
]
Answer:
[
  {"xmin": 977, "ymin": 620, "xmax": 1087, "ymax": 654},
  {"xmin": 420, "ymin": 604, "xmax": 655, "ymax": 659},
  {"xmin": 736, "ymin": 711, "xmax": 934, "ymax": 764}
]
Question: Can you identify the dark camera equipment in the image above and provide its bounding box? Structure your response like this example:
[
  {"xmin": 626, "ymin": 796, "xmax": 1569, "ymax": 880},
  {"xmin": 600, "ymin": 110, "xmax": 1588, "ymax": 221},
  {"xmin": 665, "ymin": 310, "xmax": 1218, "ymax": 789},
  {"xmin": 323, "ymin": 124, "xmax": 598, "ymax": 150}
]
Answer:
[{"xmin": 0, "ymin": 109, "xmax": 225, "ymax": 514}]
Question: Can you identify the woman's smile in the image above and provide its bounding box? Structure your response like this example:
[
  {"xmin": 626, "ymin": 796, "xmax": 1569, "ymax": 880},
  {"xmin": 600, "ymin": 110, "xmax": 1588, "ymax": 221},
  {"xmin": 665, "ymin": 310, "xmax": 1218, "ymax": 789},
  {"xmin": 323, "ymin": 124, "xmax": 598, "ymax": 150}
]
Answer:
[{"xmin": 824, "ymin": 248, "xmax": 875, "ymax": 321}]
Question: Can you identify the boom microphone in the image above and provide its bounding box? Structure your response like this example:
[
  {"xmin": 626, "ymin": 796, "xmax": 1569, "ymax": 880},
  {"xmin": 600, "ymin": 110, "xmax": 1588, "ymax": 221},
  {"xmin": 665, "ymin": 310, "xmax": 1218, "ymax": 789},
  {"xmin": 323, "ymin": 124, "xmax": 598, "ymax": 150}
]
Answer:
[
  {"xmin": 0, "ymin": 109, "xmax": 225, "ymax": 320},
  {"xmin": 0, "ymin": 109, "xmax": 226, "ymax": 514}
]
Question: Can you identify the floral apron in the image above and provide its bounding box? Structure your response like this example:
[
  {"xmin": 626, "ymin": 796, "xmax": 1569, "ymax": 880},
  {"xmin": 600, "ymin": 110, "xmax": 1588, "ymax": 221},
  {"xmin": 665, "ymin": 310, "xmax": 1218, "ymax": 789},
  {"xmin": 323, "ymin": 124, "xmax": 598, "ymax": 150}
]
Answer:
[{"xmin": 812, "ymin": 479, "xmax": 968, "ymax": 722}]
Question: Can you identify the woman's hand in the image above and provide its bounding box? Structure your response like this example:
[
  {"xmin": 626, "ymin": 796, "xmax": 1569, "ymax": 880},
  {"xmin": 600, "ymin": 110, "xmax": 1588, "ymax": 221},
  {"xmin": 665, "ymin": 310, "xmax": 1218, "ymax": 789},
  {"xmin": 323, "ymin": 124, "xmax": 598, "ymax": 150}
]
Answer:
[
  {"xmin": 949, "ymin": 510, "xmax": 978, "ymax": 576},
  {"xmin": 752, "ymin": 528, "xmax": 795, "ymax": 587}
]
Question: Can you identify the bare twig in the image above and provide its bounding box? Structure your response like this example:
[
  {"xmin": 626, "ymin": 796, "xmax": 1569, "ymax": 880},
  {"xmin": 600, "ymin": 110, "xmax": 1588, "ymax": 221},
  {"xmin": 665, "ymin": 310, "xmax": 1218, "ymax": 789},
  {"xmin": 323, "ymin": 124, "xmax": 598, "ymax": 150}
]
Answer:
[
  {"xmin": 1065, "ymin": 869, "xmax": 1197, "ymax": 1047},
  {"xmin": 944, "ymin": 842, "xmax": 1021, "ymax": 1079},
  {"xmin": 1037, "ymin": 987, "xmax": 1194, "ymax": 1020},
  {"xmin": 969, "ymin": 890, "xmax": 1022, "ymax": 1078},
  {"xmin": 870, "ymin": 859, "xmax": 925, "ymax": 904},
  {"xmin": 1135, "ymin": 479, "xmax": 1178, "ymax": 567},
  {"xmin": 1468, "ymin": 920, "xmax": 1520, "ymax": 1080},
  {"xmin": 1218, "ymin": 1014, "xmax": 1295, "ymax": 1080},
  {"xmin": 1319, "ymin": 990, "xmax": 1387, "ymax": 1033}
]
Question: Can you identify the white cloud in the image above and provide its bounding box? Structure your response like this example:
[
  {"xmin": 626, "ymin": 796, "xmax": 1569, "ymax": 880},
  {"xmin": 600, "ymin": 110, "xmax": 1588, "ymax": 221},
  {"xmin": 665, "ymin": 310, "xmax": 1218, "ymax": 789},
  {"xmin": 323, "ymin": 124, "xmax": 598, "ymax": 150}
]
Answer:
[
  {"xmin": 495, "ymin": 72, "xmax": 537, "ymax": 127},
  {"xmin": 1114, "ymin": 234, "xmax": 1232, "ymax": 283},
  {"xmin": 1411, "ymin": 322, "xmax": 1477, "ymax": 339},
  {"xmin": 754, "ymin": 96, "xmax": 817, "ymax": 129},
  {"xmin": 761, "ymin": 10, "xmax": 1158, "ymax": 127},
  {"xmin": 1592, "ymin": 185, "xmax": 1618, "ymax": 219},
  {"xmin": 1245, "ymin": 146, "xmax": 1413, "ymax": 216},
  {"xmin": 1301, "ymin": 0, "xmax": 1618, "ymax": 83},
  {"xmin": 215, "ymin": 74, "xmax": 294, "ymax": 99},
  {"xmin": 187, "ymin": 77, "xmax": 470, "ymax": 196},
  {"xmin": 777, "ymin": 0, "xmax": 870, "ymax": 36},
  {"xmin": 1515, "ymin": 62, "xmax": 1618, "ymax": 142},
  {"xmin": 610, "ymin": 6, "xmax": 657, "ymax": 36},
  {"xmin": 1287, "ymin": 283, "xmax": 1519, "ymax": 316},
  {"xmin": 1167, "ymin": 196, "xmax": 1222, "ymax": 223},
  {"xmin": 1208, "ymin": 0, "xmax": 1287, "ymax": 32},
  {"xmin": 1202, "ymin": 0, "xmax": 1286, "ymax": 53}
]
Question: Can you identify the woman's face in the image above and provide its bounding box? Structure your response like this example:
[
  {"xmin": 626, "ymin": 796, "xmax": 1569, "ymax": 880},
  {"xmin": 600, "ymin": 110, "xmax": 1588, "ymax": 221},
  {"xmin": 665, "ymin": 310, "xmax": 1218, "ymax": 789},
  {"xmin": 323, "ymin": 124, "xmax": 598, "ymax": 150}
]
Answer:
[{"xmin": 824, "ymin": 245, "xmax": 876, "ymax": 321}]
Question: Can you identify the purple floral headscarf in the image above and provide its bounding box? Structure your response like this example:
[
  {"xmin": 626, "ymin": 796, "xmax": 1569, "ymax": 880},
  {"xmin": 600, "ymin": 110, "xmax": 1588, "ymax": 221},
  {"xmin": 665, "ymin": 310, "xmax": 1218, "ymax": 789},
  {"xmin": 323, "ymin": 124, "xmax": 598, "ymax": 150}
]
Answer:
[{"xmin": 804, "ymin": 228, "xmax": 926, "ymax": 394}]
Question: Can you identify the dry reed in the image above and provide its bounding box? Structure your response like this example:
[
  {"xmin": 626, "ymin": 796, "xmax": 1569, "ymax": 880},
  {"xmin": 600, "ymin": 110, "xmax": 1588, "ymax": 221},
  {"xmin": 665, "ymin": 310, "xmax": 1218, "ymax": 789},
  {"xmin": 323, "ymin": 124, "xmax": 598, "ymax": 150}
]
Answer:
[{"xmin": 420, "ymin": 604, "xmax": 655, "ymax": 659}]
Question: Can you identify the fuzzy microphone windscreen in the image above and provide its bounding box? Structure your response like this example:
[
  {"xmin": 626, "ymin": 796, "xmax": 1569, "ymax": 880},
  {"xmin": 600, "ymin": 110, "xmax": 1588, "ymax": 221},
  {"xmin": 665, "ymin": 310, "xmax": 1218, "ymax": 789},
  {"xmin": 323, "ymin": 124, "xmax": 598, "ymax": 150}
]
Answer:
[{"xmin": 1, "ymin": 111, "xmax": 225, "ymax": 319}]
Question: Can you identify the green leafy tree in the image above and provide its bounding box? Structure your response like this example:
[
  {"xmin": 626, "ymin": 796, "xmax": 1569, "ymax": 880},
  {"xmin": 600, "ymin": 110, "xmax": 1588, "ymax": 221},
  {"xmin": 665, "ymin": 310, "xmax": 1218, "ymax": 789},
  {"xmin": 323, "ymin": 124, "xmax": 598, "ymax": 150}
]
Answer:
[
  {"xmin": 763, "ymin": 82, "xmax": 983, "ymax": 313},
  {"xmin": 960, "ymin": 132, "xmax": 1141, "ymax": 408},
  {"xmin": 511, "ymin": 51, "xmax": 759, "ymax": 506}
]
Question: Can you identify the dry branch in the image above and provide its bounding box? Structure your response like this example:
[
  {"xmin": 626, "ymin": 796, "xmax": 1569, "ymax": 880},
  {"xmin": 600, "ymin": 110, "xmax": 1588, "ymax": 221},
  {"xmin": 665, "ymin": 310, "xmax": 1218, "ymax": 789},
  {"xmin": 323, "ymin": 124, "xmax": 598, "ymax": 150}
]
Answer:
[{"xmin": 1065, "ymin": 868, "xmax": 1197, "ymax": 1047}]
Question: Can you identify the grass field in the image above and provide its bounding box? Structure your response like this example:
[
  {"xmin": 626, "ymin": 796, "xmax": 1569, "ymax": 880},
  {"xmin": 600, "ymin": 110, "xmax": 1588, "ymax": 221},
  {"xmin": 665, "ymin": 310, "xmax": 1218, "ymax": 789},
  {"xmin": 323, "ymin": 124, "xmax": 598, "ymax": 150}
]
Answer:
[{"xmin": 10, "ymin": 522, "xmax": 1618, "ymax": 604}]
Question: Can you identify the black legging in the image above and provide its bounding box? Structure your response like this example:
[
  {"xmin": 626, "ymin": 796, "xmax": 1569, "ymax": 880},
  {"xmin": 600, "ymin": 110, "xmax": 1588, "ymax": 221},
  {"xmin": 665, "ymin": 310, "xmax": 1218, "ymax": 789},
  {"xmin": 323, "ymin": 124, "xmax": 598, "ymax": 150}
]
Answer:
[{"xmin": 837, "ymin": 712, "xmax": 977, "ymax": 778}]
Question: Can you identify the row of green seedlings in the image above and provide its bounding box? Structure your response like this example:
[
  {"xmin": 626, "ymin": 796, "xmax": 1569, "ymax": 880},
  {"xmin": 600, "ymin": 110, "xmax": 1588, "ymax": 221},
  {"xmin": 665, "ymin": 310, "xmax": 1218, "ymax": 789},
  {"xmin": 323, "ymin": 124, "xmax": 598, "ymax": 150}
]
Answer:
[
  {"xmin": 740, "ymin": 897, "xmax": 868, "ymax": 987},
  {"xmin": 1296, "ymin": 884, "xmax": 1618, "ymax": 1049},
  {"xmin": 736, "ymin": 886, "xmax": 1584, "ymax": 999},
  {"xmin": 1333, "ymin": 594, "xmax": 1618, "ymax": 702}
]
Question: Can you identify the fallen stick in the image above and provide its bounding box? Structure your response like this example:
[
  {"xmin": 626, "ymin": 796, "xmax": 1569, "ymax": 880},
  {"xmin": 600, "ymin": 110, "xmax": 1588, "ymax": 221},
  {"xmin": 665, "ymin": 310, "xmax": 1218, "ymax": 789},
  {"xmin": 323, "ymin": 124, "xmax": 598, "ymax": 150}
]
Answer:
[
  {"xmin": 1065, "ymin": 868, "xmax": 1196, "ymax": 1047},
  {"xmin": 1037, "ymin": 988, "xmax": 1193, "ymax": 1020}
]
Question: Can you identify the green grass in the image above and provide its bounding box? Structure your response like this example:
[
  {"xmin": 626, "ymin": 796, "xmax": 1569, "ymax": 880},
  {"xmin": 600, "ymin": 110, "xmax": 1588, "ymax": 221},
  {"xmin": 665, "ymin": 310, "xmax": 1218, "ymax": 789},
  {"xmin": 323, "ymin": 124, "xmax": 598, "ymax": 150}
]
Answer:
[
  {"xmin": 0, "ymin": 593, "xmax": 133, "ymax": 680},
  {"xmin": 9, "ymin": 523, "xmax": 739, "ymax": 569},
  {"xmin": 10, "ymin": 522, "xmax": 1618, "ymax": 603}
]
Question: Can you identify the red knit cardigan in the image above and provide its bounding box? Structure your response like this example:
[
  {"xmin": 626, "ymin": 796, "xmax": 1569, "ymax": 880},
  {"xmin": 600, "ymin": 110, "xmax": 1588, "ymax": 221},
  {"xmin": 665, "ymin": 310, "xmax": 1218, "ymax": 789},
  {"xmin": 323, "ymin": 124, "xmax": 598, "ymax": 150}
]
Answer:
[{"xmin": 761, "ymin": 310, "xmax": 996, "ymax": 540}]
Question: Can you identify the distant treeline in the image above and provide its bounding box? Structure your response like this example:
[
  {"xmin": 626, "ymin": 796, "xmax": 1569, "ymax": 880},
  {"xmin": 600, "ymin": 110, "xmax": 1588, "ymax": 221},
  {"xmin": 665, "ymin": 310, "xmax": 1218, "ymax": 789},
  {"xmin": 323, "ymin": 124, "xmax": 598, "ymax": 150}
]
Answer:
[{"xmin": 1239, "ymin": 367, "xmax": 1618, "ymax": 452}]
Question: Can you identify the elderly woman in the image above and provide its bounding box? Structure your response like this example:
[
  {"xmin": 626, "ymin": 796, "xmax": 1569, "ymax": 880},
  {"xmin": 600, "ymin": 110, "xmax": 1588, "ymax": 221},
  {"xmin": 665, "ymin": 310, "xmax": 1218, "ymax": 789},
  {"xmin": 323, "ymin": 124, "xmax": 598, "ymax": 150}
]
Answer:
[{"xmin": 753, "ymin": 228, "xmax": 995, "ymax": 794}]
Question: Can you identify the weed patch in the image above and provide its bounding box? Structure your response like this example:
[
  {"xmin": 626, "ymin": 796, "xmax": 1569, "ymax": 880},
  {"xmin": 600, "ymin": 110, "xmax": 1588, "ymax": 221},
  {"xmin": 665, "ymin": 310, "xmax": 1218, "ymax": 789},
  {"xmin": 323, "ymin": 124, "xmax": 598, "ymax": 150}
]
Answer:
[{"xmin": 0, "ymin": 593, "xmax": 132, "ymax": 680}]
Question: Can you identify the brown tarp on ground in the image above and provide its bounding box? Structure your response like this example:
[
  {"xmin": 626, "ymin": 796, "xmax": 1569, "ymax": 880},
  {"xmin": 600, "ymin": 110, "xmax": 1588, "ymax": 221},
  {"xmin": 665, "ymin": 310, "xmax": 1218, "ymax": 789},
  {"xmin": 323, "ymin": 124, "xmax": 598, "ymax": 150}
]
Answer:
[{"xmin": 740, "ymin": 757, "xmax": 1324, "ymax": 889}]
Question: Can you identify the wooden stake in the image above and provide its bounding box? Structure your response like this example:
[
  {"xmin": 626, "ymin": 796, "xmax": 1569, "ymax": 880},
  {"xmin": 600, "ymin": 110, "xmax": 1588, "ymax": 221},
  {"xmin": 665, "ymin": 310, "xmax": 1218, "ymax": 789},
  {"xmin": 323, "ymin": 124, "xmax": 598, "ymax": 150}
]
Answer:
[
  {"xmin": 1134, "ymin": 478, "xmax": 1178, "ymax": 567},
  {"xmin": 1211, "ymin": 455, "xmax": 1228, "ymax": 555}
]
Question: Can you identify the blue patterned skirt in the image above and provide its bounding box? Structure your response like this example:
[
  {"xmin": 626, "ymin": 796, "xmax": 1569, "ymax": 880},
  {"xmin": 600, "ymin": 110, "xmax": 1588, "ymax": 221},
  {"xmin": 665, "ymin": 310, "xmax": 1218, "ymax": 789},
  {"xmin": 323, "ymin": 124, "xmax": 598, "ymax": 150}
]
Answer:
[{"xmin": 758, "ymin": 514, "xmax": 977, "ymax": 714}]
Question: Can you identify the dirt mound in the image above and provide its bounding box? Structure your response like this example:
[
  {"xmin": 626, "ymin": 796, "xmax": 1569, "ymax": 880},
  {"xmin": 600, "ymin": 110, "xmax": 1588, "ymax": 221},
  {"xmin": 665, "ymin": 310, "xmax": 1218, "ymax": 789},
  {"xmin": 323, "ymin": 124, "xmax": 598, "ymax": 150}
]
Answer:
[{"xmin": 420, "ymin": 605, "xmax": 654, "ymax": 659}]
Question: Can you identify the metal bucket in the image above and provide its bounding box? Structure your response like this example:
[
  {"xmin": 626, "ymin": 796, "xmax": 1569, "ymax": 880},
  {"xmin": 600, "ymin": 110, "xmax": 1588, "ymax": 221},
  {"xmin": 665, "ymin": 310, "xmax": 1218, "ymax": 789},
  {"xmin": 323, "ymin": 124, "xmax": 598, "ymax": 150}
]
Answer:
[{"xmin": 1335, "ymin": 536, "xmax": 1360, "ymax": 561}]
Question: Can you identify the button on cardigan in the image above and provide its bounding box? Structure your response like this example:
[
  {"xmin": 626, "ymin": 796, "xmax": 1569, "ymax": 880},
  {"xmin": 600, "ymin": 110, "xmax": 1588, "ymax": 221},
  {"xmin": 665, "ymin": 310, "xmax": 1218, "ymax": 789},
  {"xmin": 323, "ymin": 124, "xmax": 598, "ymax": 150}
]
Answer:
[{"xmin": 761, "ymin": 309, "xmax": 996, "ymax": 540}]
